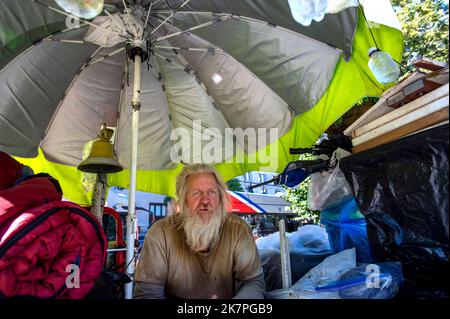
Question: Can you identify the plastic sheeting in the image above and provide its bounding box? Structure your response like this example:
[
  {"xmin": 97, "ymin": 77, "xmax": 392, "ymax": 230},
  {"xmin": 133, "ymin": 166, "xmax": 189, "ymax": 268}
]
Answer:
[
  {"xmin": 258, "ymin": 225, "xmax": 332, "ymax": 291},
  {"xmin": 267, "ymin": 248, "xmax": 356, "ymax": 299},
  {"xmin": 308, "ymin": 166, "xmax": 354, "ymax": 211},
  {"xmin": 256, "ymin": 225, "xmax": 331, "ymax": 253},
  {"xmin": 321, "ymin": 198, "xmax": 373, "ymax": 263},
  {"xmin": 340, "ymin": 124, "xmax": 449, "ymax": 296}
]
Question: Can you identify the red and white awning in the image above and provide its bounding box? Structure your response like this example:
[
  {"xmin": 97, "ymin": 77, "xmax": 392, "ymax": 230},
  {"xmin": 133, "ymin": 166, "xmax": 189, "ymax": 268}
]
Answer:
[{"xmin": 227, "ymin": 191, "xmax": 266, "ymax": 214}]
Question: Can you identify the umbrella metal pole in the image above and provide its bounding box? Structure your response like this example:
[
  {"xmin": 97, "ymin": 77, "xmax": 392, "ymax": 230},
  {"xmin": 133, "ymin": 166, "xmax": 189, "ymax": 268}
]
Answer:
[
  {"xmin": 125, "ymin": 54, "xmax": 142, "ymax": 299},
  {"xmin": 279, "ymin": 218, "xmax": 292, "ymax": 289}
]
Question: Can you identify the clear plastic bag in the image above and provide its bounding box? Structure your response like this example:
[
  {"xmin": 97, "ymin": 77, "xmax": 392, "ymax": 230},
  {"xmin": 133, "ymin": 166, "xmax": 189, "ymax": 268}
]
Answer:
[
  {"xmin": 289, "ymin": 224, "xmax": 331, "ymax": 254},
  {"xmin": 307, "ymin": 165, "xmax": 354, "ymax": 211},
  {"xmin": 317, "ymin": 262, "xmax": 403, "ymax": 299},
  {"xmin": 255, "ymin": 232, "xmax": 292, "ymax": 250},
  {"xmin": 267, "ymin": 248, "xmax": 357, "ymax": 299}
]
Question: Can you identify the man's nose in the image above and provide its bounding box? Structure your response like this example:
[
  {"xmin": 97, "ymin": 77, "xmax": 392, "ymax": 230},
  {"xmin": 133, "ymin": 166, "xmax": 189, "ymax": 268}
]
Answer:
[{"xmin": 200, "ymin": 194, "xmax": 210, "ymax": 205}]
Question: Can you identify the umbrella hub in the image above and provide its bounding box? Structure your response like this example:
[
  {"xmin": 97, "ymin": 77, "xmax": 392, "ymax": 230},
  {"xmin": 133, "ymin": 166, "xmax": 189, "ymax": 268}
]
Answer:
[{"xmin": 127, "ymin": 39, "xmax": 149, "ymax": 62}]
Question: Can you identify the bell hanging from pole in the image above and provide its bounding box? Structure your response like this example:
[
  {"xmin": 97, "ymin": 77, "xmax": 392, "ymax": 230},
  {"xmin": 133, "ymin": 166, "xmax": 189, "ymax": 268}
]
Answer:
[
  {"xmin": 78, "ymin": 123, "xmax": 122, "ymax": 222},
  {"xmin": 78, "ymin": 123, "xmax": 123, "ymax": 174}
]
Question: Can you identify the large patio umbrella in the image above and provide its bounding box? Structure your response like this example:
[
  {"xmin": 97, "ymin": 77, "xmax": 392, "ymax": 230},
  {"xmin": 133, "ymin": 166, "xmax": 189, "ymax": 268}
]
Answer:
[{"xmin": 0, "ymin": 0, "xmax": 403, "ymax": 297}]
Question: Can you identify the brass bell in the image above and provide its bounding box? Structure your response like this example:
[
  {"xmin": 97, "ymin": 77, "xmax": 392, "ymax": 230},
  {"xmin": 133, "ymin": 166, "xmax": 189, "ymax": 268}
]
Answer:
[{"xmin": 78, "ymin": 123, "xmax": 123, "ymax": 174}]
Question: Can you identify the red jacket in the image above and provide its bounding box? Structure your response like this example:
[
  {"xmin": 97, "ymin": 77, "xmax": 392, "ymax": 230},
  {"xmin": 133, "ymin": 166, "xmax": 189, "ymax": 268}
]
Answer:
[{"xmin": 0, "ymin": 175, "xmax": 106, "ymax": 299}]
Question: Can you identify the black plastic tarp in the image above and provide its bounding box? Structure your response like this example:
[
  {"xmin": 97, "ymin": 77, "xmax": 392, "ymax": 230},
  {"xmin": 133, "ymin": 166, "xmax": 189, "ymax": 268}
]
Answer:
[{"xmin": 340, "ymin": 124, "xmax": 449, "ymax": 296}]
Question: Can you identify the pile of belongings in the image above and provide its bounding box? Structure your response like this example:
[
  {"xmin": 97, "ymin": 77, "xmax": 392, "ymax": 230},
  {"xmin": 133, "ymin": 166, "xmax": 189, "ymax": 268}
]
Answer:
[
  {"xmin": 0, "ymin": 152, "xmax": 106, "ymax": 299},
  {"xmin": 308, "ymin": 163, "xmax": 373, "ymax": 263},
  {"xmin": 267, "ymin": 248, "xmax": 403, "ymax": 299},
  {"xmin": 257, "ymin": 224, "xmax": 333, "ymax": 291}
]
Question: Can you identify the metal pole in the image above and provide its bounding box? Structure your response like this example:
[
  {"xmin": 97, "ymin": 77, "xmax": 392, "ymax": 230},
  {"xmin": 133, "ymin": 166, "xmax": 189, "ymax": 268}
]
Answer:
[
  {"xmin": 279, "ymin": 218, "xmax": 292, "ymax": 289},
  {"xmin": 125, "ymin": 54, "xmax": 141, "ymax": 299},
  {"xmin": 90, "ymin": 173, "xmax": 107, "ymax": 222}
]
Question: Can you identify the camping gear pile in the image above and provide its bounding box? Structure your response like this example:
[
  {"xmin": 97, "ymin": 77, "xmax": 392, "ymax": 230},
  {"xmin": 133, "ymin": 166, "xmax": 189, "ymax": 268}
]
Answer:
[
  {"xmin": 267, "ymin": 248, "xmax": 403, "ymax": 299},
  {"xmin": 0, "ymin": 152, "xmax": 107, "ymax": 299},
  {"xmin": 340, "ymin": 65, "xmax": 449, "ymax": 297},
  {"xmin": 340, "ymin": 124, "xmax": 449, "ymax": 298},
  {"xmin": 257, "ymin": 224, "xmax": 332, "ymax": 292},
  {"xmin": 307, "ymin": 162, "xmax": 374, "ymax": 263}
]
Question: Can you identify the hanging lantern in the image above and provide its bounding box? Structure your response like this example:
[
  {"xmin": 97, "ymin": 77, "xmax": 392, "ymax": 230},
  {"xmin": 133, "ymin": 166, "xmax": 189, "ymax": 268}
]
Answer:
[
  {"xmin": 368, "ymin": 47, "xmax": 400, "ymax": 84},
  {"xmin": 55, "ymin": 0, "xmax": 104, "ymax": 19}
]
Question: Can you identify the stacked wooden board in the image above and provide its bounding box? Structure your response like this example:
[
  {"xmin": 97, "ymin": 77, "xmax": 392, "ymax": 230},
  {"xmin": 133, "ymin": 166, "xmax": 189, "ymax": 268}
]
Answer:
[{"xmin": 344, "ymin": 67, "xmax": 449, "ymax": 154}]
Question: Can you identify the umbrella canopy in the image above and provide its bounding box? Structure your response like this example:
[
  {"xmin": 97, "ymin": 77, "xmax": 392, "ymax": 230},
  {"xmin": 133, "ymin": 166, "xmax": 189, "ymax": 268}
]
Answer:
[{"xmin": 0, "ymin": 0, "xmax": 403, "ymax": 205}]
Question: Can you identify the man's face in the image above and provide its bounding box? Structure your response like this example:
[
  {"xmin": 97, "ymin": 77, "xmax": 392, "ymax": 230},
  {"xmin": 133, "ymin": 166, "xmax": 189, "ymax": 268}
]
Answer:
[{"xmin": 185, "ymin": 173, "xmax": 221, "ymax": 223}]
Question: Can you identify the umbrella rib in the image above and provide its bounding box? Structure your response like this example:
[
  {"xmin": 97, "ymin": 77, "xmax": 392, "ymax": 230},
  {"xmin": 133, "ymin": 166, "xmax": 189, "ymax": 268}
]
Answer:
[
  {"xmin": 154, "ymin": 45, "xmax": 220, "ymax": 53},
  {"xmin": 167, "ymin": 48, "xmax": 221, "ymax": 112},
  {"xmin": 152, "ymin": 11, "xmax": 340, "ymax": 51},
  {"xmin": 40, "ymin": 46, "xmax": 104, "ymax": 144},
  {"xmin": 103, "ymin": 9, "xmax": 132, "ymax": 36},
  {"xmin": 151, "ymin": 0, "xmax": 192, "ymax": 35},
  {"xmin": 5, "ymin": 82, "xmax": 39, "ymax": 136},
  {"xmin": 0, "ymin": 113, "xmax": 35, "ymax": 145},
  {"xmin": 121, "ymin": 0, "xmax": 134, "ymax": 24},
  {"xmin": 154, "ymin": 46, "xmax": 228, "ymax": 132},
  {"xmin": 46, "ymin": 39, "xmax": 87, "ymax": 44},
  {"xmin": 141, "ymin": 1, "xmax": 154, "ymax": 40},
  {"xmin": 1, "ymin": 26, "xmax": 88, "ymax": 73},
  {"xmin": 150, "ymin": 54, "xmax": 209, "ymax": 132},
  {"xmin": 153, "ymin": 52, "xmax": 187, "ymax": 72},
  {"xmin": 87, "ymin": 47, "xmax": 126, "ymax": 67},
  {"xmin": 32, "ymin": 0, "xmax": 126, "ymax": 40},
  {"xmin": 151, "ymin": 14, "xmax": 232, "ymax": 43}
]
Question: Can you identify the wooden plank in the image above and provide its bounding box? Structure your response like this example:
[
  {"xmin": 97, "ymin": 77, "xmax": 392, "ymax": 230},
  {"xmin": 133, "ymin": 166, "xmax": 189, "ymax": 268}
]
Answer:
[
  {"xmin": 403, "ymin": 120, "xmax": 449, "ymax": 137},
  {"xmin": 413, "ymin": 56, "xmax": 449, "ymax": 71},
  {"xmin": 344, "ymin": 98, "xmax": 392, "ymax": 137},
  {"xmin": 352, "ymin": 98, "xmax": 449, "ymax": 146},
  {"xmin": 352, "ymin": 108, "xmax": 449, "ymax": 154},
  {"xmin": 344, "ymin": 72, "xmax": 428, "ymax": 136},
  {"xmin": 353, "ymin": 85, "xmax": 449, "ymax": 137}
]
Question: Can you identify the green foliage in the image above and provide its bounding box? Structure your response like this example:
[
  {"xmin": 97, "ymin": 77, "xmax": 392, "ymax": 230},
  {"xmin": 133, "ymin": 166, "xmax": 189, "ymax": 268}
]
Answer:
[
  {"xmin": 391, "ymin": 0, "xmax": 449, "ymax": 70},
  {"xmin": 226, "ymin": 178, "xmax": 244, "ymax": 192},
  {"xmin": 356, "ymin": 96, "xmax": 379, "ymax": 107},
  {"xmin": 282, "ymin": 154, "xmax": 321, "ymax": 224}
]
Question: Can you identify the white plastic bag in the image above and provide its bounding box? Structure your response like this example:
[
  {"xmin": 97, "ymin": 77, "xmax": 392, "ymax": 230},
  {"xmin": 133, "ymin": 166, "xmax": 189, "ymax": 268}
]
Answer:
[
  {"xmin": 288, "ymin": 224, "xmax": 331, "ymax": 253},
  {"xmin": 255, "ymin": 232, "xmax": 293, "ymax": 251},
  {"xmin": 307, "ymin": 165, "xmax": 354, "ymax": 211}
]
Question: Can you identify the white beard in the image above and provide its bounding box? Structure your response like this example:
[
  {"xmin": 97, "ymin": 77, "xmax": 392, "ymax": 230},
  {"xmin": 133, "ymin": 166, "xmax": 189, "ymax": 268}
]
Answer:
[{"xmin": 183, "ymin": 210, "xmax": 224, "ymax": 253}]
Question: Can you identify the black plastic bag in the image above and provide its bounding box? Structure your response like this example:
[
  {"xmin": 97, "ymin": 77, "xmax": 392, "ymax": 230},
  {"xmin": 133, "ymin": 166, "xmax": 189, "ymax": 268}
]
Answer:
[{"xmin": 340, "ymin": 124, "xmax": 449, "ymax": 295}]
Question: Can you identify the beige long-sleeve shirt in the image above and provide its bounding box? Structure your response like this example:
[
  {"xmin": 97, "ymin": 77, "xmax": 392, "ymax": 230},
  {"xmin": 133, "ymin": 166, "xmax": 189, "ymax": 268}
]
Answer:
[{"xmin": 134, "ymin": 214, "xmax": 264, "ymax": 299}]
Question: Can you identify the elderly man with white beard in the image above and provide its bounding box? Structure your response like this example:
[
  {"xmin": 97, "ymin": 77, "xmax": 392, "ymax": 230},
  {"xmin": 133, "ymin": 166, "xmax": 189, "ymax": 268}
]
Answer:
[{"xmin": 133, "ymin": 164, "xmax": 265, "ymax": 299}]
